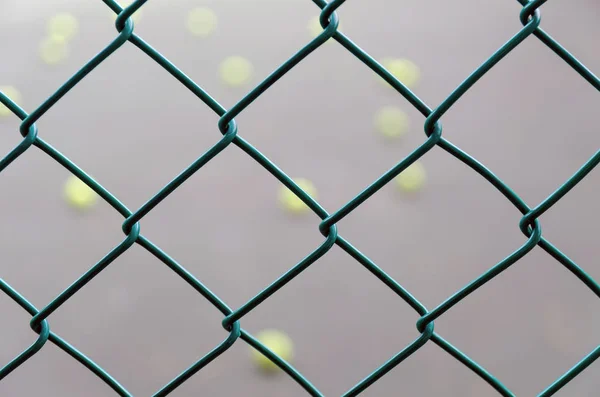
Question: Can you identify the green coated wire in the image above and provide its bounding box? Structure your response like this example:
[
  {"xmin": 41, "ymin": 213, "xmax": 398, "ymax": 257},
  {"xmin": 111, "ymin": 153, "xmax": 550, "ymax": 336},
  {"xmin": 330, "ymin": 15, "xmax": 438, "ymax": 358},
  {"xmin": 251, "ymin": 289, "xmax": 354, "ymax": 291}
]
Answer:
[{"xmin": 1, "ymin": 0, "xmax": 599, "ymax": 395}]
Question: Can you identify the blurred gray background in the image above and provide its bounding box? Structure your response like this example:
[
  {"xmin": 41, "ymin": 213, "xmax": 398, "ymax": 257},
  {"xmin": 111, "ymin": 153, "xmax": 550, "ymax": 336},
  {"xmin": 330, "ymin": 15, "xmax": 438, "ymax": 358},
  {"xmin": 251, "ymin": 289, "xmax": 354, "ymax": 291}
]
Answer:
[{"xmin": 1, "ymin": 0, "xmax": 600, "ymax": 396}]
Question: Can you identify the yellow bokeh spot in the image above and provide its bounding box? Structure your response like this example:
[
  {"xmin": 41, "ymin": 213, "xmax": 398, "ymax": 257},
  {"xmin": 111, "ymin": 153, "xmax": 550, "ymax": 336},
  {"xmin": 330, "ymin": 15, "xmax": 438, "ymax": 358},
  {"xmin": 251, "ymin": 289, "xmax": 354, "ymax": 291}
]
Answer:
[
  {"xmin": 186, "ymin": 7, "xmax": 217, "ymax": 37},
  {"xmin": 39, "ymin": 36, "xmax": 69, "ymax": 65},
  {"xmin": 219, "ymin": 56, "xmax": 253, "ymax": 87},
  {"xmin": 381, "ymin": 58, "xmax": 421, "ymax": 88},
  {"xmin": 278, "ymin": 178, "xmax": 317, "ymax": 214},
  {"xmin": 0, "ymin": 86, "xmax": 21, "ymax": 117},
  {"xmin": 374, "ymin": 106, "xmax": 409, "ymax": 138},
  {"xmin": 250, "ymin": 329, "xmax": 294, "ymax": 372},
  {"xmin": 48, "ymin": 12, "xmax": 79, "ymax": 41},
  {"xmin": 63, "ymin": 175, "xmax": 98, "ymax": 210},
  {"xmin": 395, "ymin": 162, "xmax": 426, "ymax": 193}
]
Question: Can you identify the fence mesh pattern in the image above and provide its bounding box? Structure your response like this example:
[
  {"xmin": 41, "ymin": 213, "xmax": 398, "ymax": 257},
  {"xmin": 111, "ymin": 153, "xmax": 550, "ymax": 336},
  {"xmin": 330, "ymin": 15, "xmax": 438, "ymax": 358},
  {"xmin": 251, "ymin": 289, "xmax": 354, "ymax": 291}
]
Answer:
[{"xmin": 1, "ymin": 0, "xmax": 600, "ymax": 395}]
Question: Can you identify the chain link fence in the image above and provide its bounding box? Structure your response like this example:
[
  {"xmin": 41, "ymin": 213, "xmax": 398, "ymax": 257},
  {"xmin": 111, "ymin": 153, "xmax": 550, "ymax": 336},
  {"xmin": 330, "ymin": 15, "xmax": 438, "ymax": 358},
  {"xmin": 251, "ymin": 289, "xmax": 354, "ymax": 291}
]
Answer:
[{"xmin": 1, "ymin": 0, "xmax": 600, "ymax": 395}]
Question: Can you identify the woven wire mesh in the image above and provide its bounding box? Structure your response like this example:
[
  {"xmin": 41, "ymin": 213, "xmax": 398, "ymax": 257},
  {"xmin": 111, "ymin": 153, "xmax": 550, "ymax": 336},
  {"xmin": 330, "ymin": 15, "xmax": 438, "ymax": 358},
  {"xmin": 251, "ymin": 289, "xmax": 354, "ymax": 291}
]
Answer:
[{"xmin": 1, "ymin": 0, "xmax": 600, "ymax": 395}]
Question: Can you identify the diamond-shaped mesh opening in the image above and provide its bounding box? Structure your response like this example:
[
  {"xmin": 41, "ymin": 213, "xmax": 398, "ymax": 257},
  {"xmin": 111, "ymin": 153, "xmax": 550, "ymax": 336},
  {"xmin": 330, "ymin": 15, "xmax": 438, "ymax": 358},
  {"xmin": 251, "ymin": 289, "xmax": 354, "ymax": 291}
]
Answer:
[
  {"xmin": 41, "ymin": 245, "xmax": 232, "ymax": 396},
  {"xmin": 234, "ymin": 247, "xmax": 421, "ymax": 394}
]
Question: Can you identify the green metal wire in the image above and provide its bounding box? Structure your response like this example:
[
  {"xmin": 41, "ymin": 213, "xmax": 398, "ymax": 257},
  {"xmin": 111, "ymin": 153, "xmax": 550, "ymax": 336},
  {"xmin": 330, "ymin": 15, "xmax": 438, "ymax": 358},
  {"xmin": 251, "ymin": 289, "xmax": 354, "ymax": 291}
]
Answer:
[{"xmin": 1, "ymin": 0, "xmax": 599, "ymax": 395}]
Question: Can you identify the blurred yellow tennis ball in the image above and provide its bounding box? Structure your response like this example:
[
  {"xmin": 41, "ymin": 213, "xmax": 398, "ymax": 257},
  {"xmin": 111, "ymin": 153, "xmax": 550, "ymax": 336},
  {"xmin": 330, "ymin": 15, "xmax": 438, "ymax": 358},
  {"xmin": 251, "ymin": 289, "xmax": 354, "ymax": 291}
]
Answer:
[
  {"xmin": 374, "ymin": 106, "xmax": 409, "ymax": 138},
  {"xmin": 381, "ymin": 58, "xmax": 420, "ymax": 88},
  {"xmin": 278, "ymin": 178, "xmax": 317, "ymax": 214},
  {"xmin": 39, "ymin": 35, "xmax": 69, "ymax": 65},
  {"xmin": 186, "ymin": 7, "xmax": 217, "ymax": 37},
  {"xmin": 0, "ymin": 86, "xmax": 21, "ymax": 117},
  {"xmin": 308, "ymin": 16, "xmax": 322, "ymax": 38},
  {"xmin": 251, "ymin": 329, "xmax": 294, "ymax": 372},
  {"xmin": 47, "ymin": 12, "xmax": 79, "ymax": 41},
  {"xmin": 64, "ymin": 175, "xmax": 98, "ymax": 210},
  {"xmin": 395, "ymin": 161, "xmax": 426, "ymax": 193},
  {"xmin": 219, "ymin": 56, "xmax": 253, "ymax": 87}
]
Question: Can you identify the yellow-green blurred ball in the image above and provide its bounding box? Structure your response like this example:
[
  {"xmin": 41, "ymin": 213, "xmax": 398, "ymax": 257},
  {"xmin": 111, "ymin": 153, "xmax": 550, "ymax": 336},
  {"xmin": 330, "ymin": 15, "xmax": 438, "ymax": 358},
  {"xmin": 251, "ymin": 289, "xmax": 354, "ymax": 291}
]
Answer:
[
  {"xmin": 278, "ymin": 178, "xmax": 317, "ymax": 214},
  {"xmin": 39, "ymin": 35, "xmax": 69, "ymax": 65},
  {"xmin": 0, "ymin": 86, "xmax": 21, "ymax": 117},
  {"xmin": 381, "ymin": 58, "xmax": 420, "ymax": 88},
  {"xmin": 251, "ymin": 329, "xmax": 294, "ymax": 372},
  {"xmin": 64, "ymin": 175, "xmax": 98, "ymax": 210},
  {"xmin": 395, "ymin": 162, "xmax": 426, "ymax": 193},
  {"xmin": 219, "ymin": 56, "xmax": 253, "ymax": 87},
  {"xmin": 374, "ymin": 106, "xmax": 409, "ymax": 139},
  {"xmin": 48, "ymin": 12, "xmax": 79, "ymax": 41},
  {"xmin": 186, "ymin": 7, "xmax": 217, "ymax": 37}
]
